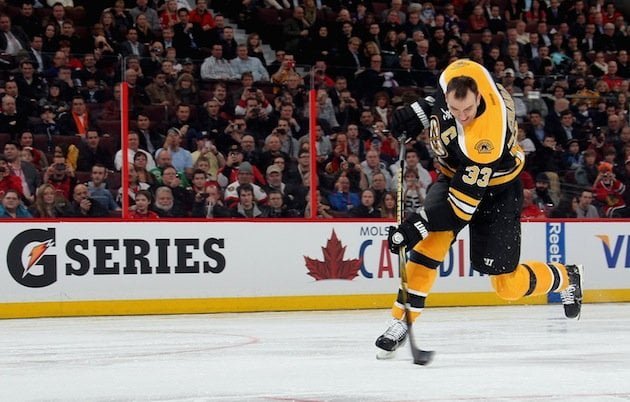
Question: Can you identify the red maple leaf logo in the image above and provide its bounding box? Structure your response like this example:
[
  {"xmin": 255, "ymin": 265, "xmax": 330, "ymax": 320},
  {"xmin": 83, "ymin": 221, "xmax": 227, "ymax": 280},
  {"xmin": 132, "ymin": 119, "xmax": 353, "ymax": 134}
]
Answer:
[{"xmin": 304, "ymin": 230, "xmax": 362, "ymax": 280}]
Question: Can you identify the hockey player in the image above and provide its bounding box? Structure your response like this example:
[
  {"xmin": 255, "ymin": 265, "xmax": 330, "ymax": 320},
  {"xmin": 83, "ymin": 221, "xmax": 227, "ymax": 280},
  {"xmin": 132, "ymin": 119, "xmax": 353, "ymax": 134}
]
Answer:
[{"xmin": 376, "ymin": 59, "xmax": 583, "ymax": 358}]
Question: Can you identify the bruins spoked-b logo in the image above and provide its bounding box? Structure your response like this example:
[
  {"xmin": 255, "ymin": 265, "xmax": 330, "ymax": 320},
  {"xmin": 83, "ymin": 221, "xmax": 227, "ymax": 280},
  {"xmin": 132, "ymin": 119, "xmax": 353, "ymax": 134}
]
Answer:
[{"xmin": 7, "ymin": 228, "xmax": 57, "ymax": 288}]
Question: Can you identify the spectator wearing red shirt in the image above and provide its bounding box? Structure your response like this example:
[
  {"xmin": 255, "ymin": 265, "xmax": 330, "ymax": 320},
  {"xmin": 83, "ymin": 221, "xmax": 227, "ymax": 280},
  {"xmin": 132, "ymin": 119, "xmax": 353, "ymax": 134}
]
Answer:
[
  {"xmin": 594, "ymin": 162, "xmax": 628, "ymax": 217},
  {"xmin": 160, "ymin": 0, "xmax": 179, "ymax": 30},
  {"xmin": 189, "ymin": 0, "xmax": 215, "ymax": 33},
  {"xmin": 129, "ymin": 190, "xmax": 159, "ymax": 219},
  {"xmin": 602, "ymin": 61, "xmax": 624, "ymax": 92},
  {"xmin": 468, "ymin": 5, "xmax": 488, "ymax": 33},
  {"xmin": 521, "ymin": 188, "xmax": 546, "ymax": 219},
  {"xmin": 0, "ymin": 156, "xmax": 23, "ymax": 199}
]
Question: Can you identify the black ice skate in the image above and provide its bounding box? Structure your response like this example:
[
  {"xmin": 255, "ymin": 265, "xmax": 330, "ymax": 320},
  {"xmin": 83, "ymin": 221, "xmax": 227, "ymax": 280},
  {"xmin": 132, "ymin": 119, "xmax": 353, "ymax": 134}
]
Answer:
[
  {"xmin": 561, "ymin": 264, "xmax": 584, "ymax": 319},
  {"xmin": 375, "ymin": 319, "xmax": 407, "ymax": 359}
]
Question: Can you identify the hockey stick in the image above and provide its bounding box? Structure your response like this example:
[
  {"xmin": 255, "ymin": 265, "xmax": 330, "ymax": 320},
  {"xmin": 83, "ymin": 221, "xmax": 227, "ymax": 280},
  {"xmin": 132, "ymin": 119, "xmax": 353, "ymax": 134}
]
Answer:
[{"xmin": 396, "ymin": 133, "xmax": 434, "ymax": 366}]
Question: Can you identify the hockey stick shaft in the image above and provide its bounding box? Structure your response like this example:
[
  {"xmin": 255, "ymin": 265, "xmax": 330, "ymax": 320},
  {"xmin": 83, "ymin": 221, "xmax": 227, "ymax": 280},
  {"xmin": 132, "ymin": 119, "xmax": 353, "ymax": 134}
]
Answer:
[{"xmin": 396, "ymin": 134, "xmax": 434, "ymax": 366}]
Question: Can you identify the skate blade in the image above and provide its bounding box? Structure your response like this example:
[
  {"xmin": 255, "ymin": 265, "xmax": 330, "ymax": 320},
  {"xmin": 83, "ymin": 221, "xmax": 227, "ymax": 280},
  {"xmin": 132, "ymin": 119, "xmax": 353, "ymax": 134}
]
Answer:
[
  {"xmin": 576, "ymin": 264, "xmax": 584, "ymax": 320},
  {"xmin": 376, "ymin": 348, "xmax": 397, "ymax": 360}
]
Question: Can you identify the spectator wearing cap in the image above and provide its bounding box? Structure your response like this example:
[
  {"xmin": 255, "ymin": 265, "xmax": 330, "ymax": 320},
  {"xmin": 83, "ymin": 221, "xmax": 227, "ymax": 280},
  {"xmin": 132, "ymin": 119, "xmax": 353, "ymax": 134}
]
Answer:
[
  {"xmin": 160, "ymin": 164, "xmax": 195, "ymax": 212},
  {"xmin": 155, "ymin": 127, "xmax": 194, "ymax": 176},
  {"xmin": 501, "ymin": 67, "xmax": 517, "ymax": 86},
  {"xmin": 562, "ymin": 139, "xmax": 583, "ymax": 172},
  {"xmin": 263, "ymin": 163, "xmax": 288, "ymax": 196},
  {"xmin": 33, "ymin": 105, "xmax": 61, "ymax": 146},
  {"xmin": 594, "ymin": 161, "xmax": 628, "ymax": 217},
  {"xmin": 218, "ymin": 145, "xmax": 266, "ymax": 189},
  {"xmin": 533, "ymin": 173, "xmax": 555, "ymax": 213},
  {"xmin": 231, "ymin": 44, "xmax": 269, "ymax": 82},
  {"xmin": 223, "ymin": 162, "xmax": 268, "ymax": 209}
]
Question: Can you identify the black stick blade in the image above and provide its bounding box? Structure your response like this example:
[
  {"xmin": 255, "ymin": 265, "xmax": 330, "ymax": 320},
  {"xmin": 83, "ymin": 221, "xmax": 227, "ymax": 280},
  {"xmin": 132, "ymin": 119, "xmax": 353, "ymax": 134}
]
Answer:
[{"xmin": 412, "ymin": 349, "xmax": 435, "ymax": 366}]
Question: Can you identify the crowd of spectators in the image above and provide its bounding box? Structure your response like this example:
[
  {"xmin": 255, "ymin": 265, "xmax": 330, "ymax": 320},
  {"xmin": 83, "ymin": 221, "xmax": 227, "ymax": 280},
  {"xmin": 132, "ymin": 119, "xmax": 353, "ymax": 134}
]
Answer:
[{"xmin": 0, "ymin": 0, "xmax": 627, "ymax": 220}]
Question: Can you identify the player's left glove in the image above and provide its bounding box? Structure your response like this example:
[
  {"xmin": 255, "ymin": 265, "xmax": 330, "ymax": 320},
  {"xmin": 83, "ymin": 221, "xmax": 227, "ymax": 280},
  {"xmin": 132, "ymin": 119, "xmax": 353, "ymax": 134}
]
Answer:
[
  {"xmin": 391, "ymin": 98, "xmax": 433, "ymax": 137},
  {"xmin": 387, "ymin": 212, "xmax": 429, "ymax": 254}
]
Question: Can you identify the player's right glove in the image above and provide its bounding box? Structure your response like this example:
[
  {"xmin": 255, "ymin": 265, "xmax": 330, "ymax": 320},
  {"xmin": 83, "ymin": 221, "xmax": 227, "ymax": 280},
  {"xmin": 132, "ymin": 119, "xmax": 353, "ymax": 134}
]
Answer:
[
  {"xmin": 391, "ymin": 100, "xmax": 431, "ymax": 137},
  {"xmin": 387, "ymin": 212, "xmax": 429, "ymax": 254}
]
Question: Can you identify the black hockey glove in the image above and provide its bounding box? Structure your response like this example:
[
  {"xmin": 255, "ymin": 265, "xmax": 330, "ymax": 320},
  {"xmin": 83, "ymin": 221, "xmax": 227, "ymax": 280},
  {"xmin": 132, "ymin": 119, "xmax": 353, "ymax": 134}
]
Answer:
[
  {"xmin": 391, "ymin": 101, "xmax": 429, "ymax": 137},
  {"xmin": 388, "ymin": 212, "xmax": 429, "ymax": 254}
]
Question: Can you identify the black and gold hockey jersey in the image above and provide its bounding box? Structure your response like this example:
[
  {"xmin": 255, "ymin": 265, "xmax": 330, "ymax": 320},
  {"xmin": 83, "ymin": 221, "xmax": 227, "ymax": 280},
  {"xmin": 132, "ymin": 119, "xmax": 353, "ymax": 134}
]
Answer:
[{"xmin": 415, "ymin": 60, "xmax": 524, "ymax": 229}]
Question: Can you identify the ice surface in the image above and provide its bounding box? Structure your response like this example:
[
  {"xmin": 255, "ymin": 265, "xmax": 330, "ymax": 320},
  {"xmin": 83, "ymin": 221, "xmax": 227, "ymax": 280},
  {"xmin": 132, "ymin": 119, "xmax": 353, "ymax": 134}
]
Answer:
[{"xmin": 1, "ymin": 303, "xmax": 630, "ymax": 402}]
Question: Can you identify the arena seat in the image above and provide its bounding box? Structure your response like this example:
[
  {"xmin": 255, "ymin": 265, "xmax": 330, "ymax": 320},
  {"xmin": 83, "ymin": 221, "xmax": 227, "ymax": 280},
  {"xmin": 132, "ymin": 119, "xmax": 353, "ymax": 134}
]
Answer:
[
  {"xmin": 372, "ymin": 3, "xmax": 389, "ymax": 21},
  {"xmin": 53, "ymin": 135, "xmax": 82, "ymax": 149},
  {"xmin": 98, "ymin": 120, "xmax": 122, "ymax": 137},
  {"xmin": 99, "ymin": 135, "xmax": 120, "ymax": 156},
  {"xmin": 0, "ymin": 132, "xmax": 11, "ymax": 148}
]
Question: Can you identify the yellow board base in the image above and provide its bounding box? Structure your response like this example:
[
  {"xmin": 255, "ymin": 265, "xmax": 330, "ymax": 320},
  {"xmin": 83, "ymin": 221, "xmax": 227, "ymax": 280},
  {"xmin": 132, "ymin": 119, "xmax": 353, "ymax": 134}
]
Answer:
[{"xmin": 1, "ymin": 290, "xmax": 628, "ymax": 319}]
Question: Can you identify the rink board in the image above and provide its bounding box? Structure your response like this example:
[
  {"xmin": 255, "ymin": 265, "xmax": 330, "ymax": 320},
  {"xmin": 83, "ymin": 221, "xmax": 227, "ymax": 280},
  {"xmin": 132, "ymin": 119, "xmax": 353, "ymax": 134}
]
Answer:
[{"xmin": 0, "ymin": 221, "xmax": 629, "ymax": 318}]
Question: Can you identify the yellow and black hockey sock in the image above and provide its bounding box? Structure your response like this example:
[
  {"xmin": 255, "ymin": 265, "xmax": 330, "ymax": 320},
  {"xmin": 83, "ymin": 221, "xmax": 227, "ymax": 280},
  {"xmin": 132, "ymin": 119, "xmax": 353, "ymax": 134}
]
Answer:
[
  {"xmin": 392, "ymin": 231, "xmax": 454, "ymax": 322},
  {"xmin": 491, "ymin": 261, "xmax": 569, "ymax": 301}
]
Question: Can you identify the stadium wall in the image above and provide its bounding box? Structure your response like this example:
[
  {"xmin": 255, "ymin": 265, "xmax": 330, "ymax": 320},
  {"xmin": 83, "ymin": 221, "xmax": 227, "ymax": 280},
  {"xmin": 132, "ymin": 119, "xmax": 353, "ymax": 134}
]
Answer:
[{"xmin": 1, "ymin": 221, "xmax": 629, "ymax": 319}]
